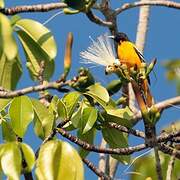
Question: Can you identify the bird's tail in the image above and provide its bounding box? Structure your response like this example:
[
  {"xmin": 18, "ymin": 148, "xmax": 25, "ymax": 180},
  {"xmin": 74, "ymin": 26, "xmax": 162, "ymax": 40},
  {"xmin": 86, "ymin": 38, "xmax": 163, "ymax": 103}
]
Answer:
[{"xmin": 141, "ymin": 79, "xmax": 154, "ymax": 107}]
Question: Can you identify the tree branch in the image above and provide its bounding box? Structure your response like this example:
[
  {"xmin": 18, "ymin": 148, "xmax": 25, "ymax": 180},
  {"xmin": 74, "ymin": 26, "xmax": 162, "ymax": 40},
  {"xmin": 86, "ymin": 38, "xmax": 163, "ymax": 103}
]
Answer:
[
  {"xmin": 83, "ymin": 158, "xmax": 112, "ymax": 180},
  {"xmin": 159, "ymin": 143, "xmax": 180, "ymax": 159},
  {"xmin": 115, "ymin": 1, "xmax": 180, "ymax": 15},
  {"xmin": 0, "ymin": 2, "xmax": 67, "ymax": 15},
  {"xmin": 98, "ymin": 138, "xmax": 107, "ymax": 180},
  {"xmin": 154, "ymin": 146, "xmax": 163, "ymax": 180},
  {"xmin": 86, "ymin": 10, "xmax": 113, "ymax": 27},
  {"xmin": 0, "ymin": 81, "xmax": 68, "ymax": 98},
  {"xmin": 133, "ymin": 96, "xmax": 180, "ymax": 123},
  {"xmin": 107, "ymin": 122, "xmax": 145, "ymax": 138},
  {"xmin": 166, "ymin": 149, "xmax": 176, "ymax": 180},
  {"xmin": 157, "ymin": 130, "xmax": 180, "ymax": 143},
  {"xmin": 57, "ymin": 128, "xmax": 147, "ymax": 155}
]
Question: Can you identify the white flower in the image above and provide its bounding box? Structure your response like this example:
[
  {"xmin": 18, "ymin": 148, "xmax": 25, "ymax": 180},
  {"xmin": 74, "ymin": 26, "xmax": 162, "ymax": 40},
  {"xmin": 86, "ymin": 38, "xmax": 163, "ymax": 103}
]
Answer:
[{"xmin": 80, "ymin": 33, "xmax": 118, "ymax": 66}]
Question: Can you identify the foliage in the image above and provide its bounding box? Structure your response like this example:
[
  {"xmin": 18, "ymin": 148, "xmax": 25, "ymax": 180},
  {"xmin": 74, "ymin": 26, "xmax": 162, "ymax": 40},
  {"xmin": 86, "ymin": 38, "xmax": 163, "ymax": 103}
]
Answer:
[
  {"xmin": 164, "ymin": 59, "xmax": 180, "ymax": 94},
  {"xmin": 0, "ymin": 1, "xmax": 179, "ymax": 180}
]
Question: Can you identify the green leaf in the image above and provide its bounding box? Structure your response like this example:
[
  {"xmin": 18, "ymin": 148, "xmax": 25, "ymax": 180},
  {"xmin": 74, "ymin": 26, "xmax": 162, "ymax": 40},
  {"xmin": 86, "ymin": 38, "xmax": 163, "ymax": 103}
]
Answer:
[
  {"xmin": 57, "ymin": 100, "xmax": 68, "ymax": 119},
  {"xmin": 0, "ymin": 54, "xmax": 22, "ymax": 90},
  {"xmin": 48, "ymin": 95, "xmax": 59, "ymax": 115},
  {"xmin": 0, "ymin": 13, "xmax": 18, "ymax": 60},
  {"xmin": 102, "ymin": 127, "xmax": 130, "ymax": 164},
  {"xmin": 17, "ymin": 30, "xmax": 54, "ymax": 81},
  {"xmin": 2, "ymin": 121, "xmax": 16, "ymax": 142},
  {"xmin": 84, "ymin": 83, "xmax": 109, "ymax": 103},
  {"xmin": 71, "ymin": 105, "xmax": 82, "ymax": 128},
  {"xmin": 15, "ymin": 19, "xmax": 57, "ymax": 59},
  {"xmin": 20, "ymin": 143, "xmax": 35, "ymax": 173},
  {"xmin": 102, "ymin": 106, "xmax": 133, "ymax": 128},
  {"xmin": 36, "ymin": 140, "xmax": 84, "ymax": 180},
  {"xmin": 81, "ymin": 107, "xmax": 98, "ymax": 134},
  {"xmin": 131, "ymin": 152, "xmax": 180, "ymax": 180},
  {"xmin": 9, "ymin": 96, "xmax": 34, "ymax": 137},
  {"xmin": 107, "ymin": 106, "xmax": 133, "ymax": 121},
  {"xmin": 63, "ymin": 0, "xmax": 87, "ymax": 10},
  {"xmin": 62, "ymin": 91, "xmax": 81, "ymax": 118},
  {"xmin": 1, "ymin": 142, "xmax": 22, "ymax": 180},
  {"xmin": 11, "ymin": 15, "xmax": 21, "ymax": 27},
  {"xmin": 31, "ymin": 99, "xmax": 54, "ymax": 140},
  {"xmin": 106, "ymin": 79, "xmax": 122, "ymax": 95},
  {"xmin": 0, "ymin": 0, "xmax": 4, "ymax": 8},
  {"xmin": 0, "ymin": 98, "xmax": 12, "ymax": 112},
  {"xmin": 77, "ymin": 128, "xmax": 96, "ymax": 158}
]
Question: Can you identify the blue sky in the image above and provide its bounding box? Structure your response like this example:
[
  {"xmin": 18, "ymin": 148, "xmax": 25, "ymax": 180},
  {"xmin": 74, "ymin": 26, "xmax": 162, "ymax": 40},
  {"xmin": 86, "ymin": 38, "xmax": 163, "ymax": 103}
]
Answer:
[{"xmin": 3, "ymin": 1, "xmax": 180, "ymax": 179}]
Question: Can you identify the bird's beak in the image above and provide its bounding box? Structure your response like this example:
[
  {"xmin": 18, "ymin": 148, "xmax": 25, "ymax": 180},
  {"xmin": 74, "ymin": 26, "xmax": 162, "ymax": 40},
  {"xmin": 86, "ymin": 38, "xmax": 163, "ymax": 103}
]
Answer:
[{"xmin": 108, "ymin": 35, "xmax": 115, "ymax": 39}]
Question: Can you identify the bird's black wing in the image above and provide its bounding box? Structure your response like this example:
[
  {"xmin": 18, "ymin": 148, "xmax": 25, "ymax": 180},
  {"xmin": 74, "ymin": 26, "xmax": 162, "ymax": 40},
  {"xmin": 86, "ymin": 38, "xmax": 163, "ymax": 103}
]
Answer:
[
  {"xmin": 133, "ymin": 45, "xmax": 151, "ymax": 85},
  {"xmin": 133, "ymin": 46, "xmax": 146, "ymax": 63}
]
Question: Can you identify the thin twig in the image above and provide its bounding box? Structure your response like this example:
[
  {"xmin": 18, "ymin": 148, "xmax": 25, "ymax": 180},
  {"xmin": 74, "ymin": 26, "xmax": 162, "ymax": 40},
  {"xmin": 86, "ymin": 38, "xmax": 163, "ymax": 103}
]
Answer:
[
  {"xmin": 115, "ymin": 1, "xmax": 180, "ymax": 15},
  {"xmin": 154, "ymin": 146, "xmax": 163, "ymax": 180},
  {"xmin": 98, "ymin": 138, "xmax": 107, "ymax": 180},
  {"xmin": 83, "ymin": 158, "xmax": 112, "ymax": 180},
  {"xmin": 86, "ymin": 10, "xmax": 113, "ymax": 27},
  {"xmin": 0, "ymin": 81, "xmax": 68, "ymax": 98},
  {"xmin": 166, "ymin": 149, "xmax": 176, "ymax": 180},
  {"xmin": 0, "ymin": 3, "xmax": 67, "ymax": 15},
  {"xmin": 159, "ymin": 143, "xmax": 180, "ymax": 159},
  {"xmin": 57, "ymin": 128, "xmax": 147, "ymax": 155},
  {"xmin": 157, "ymin": 130, "xmax": 180, "ymax": 143},
  {"xmin": 107, "ymin": 122, "xmax": 145, "ymax": 138},
  {"xmin": 133, "ymin": 96, "xmax": 180, "ymax": 123}
]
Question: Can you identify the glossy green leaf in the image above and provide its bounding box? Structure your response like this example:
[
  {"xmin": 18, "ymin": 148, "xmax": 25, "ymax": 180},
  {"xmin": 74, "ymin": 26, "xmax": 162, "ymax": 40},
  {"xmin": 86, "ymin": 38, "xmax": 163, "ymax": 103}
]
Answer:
[
  {"xmin": 0, "ymin": 54, "xmax": 22, "ymax": 90},
  {"xmin": 102, "ymin": 127, "xmax": 130, "ymax": 164},
  {"xmin": 15, "ymin": 19, "xmax": 57, "ymax": 59},
  {"xmin": 131, "ymin": 152, "xmax": 180, "ymax": 180},
  {"xmin": 2, "ymin": 121, "xmax": 16, "ymax": 142},
  {"xmin": 106, "ymin": 79, "xmax": 122, "ymax": 96},
  {"xmin": 17, "ymin": 30, "xmax": 54, "ymax": 81},
  {"xmin": 107, "ymin": 106, "xmax": 133, "ymax": 121},
  {"xmin": 0, "ymin": 0, "xmax": 4, "ymax": 8},
  {"xmin": 57, "ymin": 100, "xmax": 67, "ymax": 119},
  {"xmin": 36, "ymin": 140, "xmax": 84, "ymax": 180},
  {"xmin": 63, "ymin": 0, "xmax": 86, "ymax": 10},
  {"xmin": 20, "ymin": 143, "xmax": 35, "ymax": 173},
  {"xmin": 81, "ymin": 107, "xmax": 97, "ymax": 134},
  {"xmin": 62, "ymin": 91, "xmax": 81, "ymax": 118},
  {"xmin": 0, "ymin": 98, "xmax": 12, "ymax": 112},
  {"xmin": 31, "ymin": 99, "xmax": 54, "ymax": 140},
  {"xmin": 84, "ymin": 83, "xmax": 109, "ymax": 103},
  {"xmin": 71, "ymin": 105, "xmax": 82, "ymax": 128},
  {"xmin": 11, "ymin": 15, "xmax": 21, "ymax": 27},
  {"xmin": 48, "ymin": 95, "xmax": 59, "ymax": 115},
  {"xmin": 1, "ymin": 142, "xmax": 22, "ymax": 180},
  {"xmin": 77, "ymin": 128, "xmax": 96, "ymax": 158},
  {"xmin": 9, "ymin": 96, "xmax": 34, "ymax": 137},
  {"xmin": 0, "ymin": 13, "xmax": 18, "ymax": 60},
  {"xmin": 102, "ymin": 107, "xmax": 133, "ymax": 128}
]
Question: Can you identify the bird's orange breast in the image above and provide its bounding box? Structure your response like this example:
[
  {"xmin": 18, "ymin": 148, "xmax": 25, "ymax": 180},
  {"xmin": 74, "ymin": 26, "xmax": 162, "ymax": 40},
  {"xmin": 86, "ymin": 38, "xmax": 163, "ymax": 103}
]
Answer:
[{"xmin": 117, "ymin": 41, "xmax": 142, "ymax": 68}]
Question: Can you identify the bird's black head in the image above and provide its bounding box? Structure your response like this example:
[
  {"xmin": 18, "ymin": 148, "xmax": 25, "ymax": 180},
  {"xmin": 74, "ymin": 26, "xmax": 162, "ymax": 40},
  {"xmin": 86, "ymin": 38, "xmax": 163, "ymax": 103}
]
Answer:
[{"xmin": 113, "ymin": 32, "xmax": 129, "ymax": 43}]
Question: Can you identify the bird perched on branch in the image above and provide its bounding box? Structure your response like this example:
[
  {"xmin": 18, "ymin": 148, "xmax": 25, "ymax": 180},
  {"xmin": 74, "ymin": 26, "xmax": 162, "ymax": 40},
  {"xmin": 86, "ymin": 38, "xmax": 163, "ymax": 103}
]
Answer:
[{"xmin": 109, "ymin": 32, "xmax": 154, "ymax": 107}]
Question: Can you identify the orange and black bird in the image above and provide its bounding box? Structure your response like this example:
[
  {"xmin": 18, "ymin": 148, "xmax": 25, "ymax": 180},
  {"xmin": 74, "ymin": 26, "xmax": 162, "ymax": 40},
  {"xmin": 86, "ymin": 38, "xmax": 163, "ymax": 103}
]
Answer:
[{"xmin": 110, "ymin": 32, "xmax": 154, "ymax": 107}]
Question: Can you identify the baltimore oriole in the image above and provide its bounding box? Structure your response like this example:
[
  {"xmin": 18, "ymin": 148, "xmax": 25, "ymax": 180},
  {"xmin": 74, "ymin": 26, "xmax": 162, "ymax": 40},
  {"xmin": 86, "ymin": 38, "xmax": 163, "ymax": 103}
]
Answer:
[{"xmin": 110, "ymin": 32, "xmax": 154, "ymax": 107}]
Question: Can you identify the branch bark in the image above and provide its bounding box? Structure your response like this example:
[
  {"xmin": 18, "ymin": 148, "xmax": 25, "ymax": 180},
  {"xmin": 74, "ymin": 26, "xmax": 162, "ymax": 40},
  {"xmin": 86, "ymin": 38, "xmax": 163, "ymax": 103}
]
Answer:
[
  {"xmin": 133, "ymin": 96, "xmax": 180, "ymax": 123},
  {"xmin": 57, "ymin": 128, "xmax": 147, "ymax": 155},
  {"xmin": 0, "ymin": 2, "xmax": 67, "ymax": 15},
  {"xmin": 83, "ymin": 158, "xmax": 112, "ymax": 180},
  {"xmin": 115, "ymin": 1, "xmax": 180, "ymax": 15}
]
